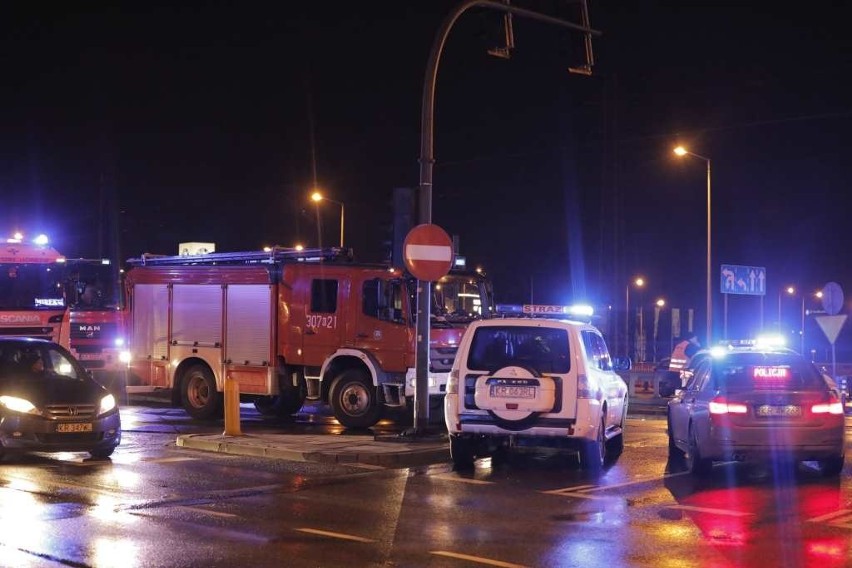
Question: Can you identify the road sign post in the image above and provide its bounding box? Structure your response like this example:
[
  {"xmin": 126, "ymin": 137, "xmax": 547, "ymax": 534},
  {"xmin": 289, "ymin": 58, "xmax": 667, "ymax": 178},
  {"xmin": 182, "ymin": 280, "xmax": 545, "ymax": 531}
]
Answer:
[
  {"xmin": 404, "ymin": 224, "xmax": 454, "ymax": 433},
  {"xmin": 817, "ymin": 282, "xmax": 846, "ymax": 379}
]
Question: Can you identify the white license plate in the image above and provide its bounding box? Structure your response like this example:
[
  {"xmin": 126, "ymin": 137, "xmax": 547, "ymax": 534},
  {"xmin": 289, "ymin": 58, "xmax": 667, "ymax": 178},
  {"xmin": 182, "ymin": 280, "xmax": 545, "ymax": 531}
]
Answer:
[
  {"xmin": 56, "ymin": 423, "xmax": 93, "ymax": 433},
  {"xmin": 757, "ymin": 405, "xmax": 801, "ymax": 417},
  {"xmin": 77, "ymin": 353, "xmax": 103, "ymax": 361},
  {"xmin": 490, "ymin": 385, "xmax": 536, "ymax": 399}
]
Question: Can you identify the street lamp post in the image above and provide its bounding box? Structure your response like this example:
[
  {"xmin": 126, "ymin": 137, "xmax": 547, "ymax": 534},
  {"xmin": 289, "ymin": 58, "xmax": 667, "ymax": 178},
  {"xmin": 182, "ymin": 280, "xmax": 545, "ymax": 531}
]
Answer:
[
  {"xmin": 674, "ymin": 146, "xmax": 712, "ymax": 344},
  {"xmin": 778, "ymin": 285, "xmax": 795, "ymax": 331},
  {"xmin": 625, "ymin": 277, "xmax": 645, "ymax": 359},
  {"xmin": 654, "ymin": 298, "xmax": 666, "ymax": 363},
  {"xmin": 799, "ymin": 294, "xmax": 805, "ymax": 354},
  {"xmin": 413, "ymin": 1, "xmax": 600, "ymax": 433},
  {"xmin": 310, "ymin": 191, "xmax": 345, "ymax": 248}
]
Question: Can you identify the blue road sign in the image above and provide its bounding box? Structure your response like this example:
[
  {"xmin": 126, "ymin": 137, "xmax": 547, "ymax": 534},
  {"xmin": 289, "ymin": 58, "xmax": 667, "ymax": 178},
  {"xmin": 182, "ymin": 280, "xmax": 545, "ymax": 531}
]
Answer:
[{"xmin": 721, "ymin": 264, "xmax": 766, "ymax": 296}]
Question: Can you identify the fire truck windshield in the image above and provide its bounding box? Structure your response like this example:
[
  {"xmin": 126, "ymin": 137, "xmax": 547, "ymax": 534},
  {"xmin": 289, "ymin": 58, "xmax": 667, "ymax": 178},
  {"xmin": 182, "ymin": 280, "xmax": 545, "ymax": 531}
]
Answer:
[
  {"xmin": 0, "ymin": 263, "xmax": 65, "ymax": 310},
  {"xmin": 432, "ymin": 273, "xmax": 492, "ymax": 323},
  {"xmin": 65, "ymin": 261, "xmax": 122, "ymax": 311}
]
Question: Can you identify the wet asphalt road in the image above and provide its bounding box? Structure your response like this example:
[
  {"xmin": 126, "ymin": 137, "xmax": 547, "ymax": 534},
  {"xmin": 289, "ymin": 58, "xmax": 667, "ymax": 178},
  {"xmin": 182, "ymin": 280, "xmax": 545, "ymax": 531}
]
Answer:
[{"xmin": 1, "ymin": 403, "xmax": 852, "ymax": 567}]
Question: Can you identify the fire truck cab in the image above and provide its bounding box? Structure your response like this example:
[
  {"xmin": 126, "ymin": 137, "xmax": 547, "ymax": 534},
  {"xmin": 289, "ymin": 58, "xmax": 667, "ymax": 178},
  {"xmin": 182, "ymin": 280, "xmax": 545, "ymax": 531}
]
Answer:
[
  {"xmin": 124, "ymin": 247, "xmax": 463, "ymax": 428},
  {"xmin": 0, "ymin": 234, "xmax": 70, "ymax": 347}
]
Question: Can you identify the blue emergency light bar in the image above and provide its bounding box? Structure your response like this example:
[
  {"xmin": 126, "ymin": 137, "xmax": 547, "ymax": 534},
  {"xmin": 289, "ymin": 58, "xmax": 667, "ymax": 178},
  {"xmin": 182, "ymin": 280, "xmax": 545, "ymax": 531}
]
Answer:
[{"xmin": 495, "ymin": 303, "xmax": 594, "ymax": 319}]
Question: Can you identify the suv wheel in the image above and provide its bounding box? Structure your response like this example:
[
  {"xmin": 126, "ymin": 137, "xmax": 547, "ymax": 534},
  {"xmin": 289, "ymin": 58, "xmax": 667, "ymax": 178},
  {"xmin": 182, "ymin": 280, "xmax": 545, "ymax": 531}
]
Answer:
[
  {"xmin": 450, "ymin": 435, "xmax": 477, "ymax": 470},
  {"xmin": 581, "ymin": 416, "xmax": 606, "ymax": 471}
]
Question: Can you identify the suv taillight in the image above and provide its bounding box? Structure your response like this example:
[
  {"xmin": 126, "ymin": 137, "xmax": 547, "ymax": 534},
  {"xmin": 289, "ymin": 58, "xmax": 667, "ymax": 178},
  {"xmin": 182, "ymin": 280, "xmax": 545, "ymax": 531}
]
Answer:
[
  {"xmin": 446, "ymin": 369, "xmax": 459, "ymax": 394},
  {"xmin": 577, "ymin": 374, "xmax": 601, "ymax": 400}
]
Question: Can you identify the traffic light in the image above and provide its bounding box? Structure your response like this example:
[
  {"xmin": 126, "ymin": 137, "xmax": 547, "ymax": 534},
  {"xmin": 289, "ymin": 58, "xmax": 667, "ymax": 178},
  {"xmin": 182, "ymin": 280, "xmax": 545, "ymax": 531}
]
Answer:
[{"xmin": 383, "ymin": 187, "xmax": 415, "ymax": 267}]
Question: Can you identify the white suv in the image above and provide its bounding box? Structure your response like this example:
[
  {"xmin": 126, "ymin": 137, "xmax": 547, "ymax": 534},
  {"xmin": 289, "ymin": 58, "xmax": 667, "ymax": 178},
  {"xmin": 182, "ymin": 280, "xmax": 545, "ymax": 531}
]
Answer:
[{"xmin": 444, "ymin": 316, "xmax": 629, "ymax": 469}]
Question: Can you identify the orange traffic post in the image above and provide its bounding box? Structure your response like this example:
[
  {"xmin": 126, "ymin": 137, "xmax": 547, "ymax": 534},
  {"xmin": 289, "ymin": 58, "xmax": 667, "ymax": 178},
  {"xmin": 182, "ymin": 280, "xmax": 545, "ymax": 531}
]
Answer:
[{"xmin": 223, "ymin": 375, "xmax": 242, "ymax": 436}]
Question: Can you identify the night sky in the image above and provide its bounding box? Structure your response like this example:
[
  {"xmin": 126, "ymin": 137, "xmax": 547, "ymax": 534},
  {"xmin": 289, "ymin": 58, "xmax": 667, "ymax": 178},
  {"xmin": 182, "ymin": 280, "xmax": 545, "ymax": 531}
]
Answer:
[{"xmin": 3, "ymin": 1, "xmax": 852, "ymax": 351}]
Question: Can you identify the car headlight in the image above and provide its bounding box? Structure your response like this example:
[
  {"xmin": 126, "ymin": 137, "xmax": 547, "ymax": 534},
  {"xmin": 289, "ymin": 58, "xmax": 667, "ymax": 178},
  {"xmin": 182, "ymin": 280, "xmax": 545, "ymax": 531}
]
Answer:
[
  {"xmin": 99, "ymin": 394, "xmax": 117, "ymax": 415},
  {"xmin": 0, "ymin": 395, "xmax": 40, "ymax": 415}
]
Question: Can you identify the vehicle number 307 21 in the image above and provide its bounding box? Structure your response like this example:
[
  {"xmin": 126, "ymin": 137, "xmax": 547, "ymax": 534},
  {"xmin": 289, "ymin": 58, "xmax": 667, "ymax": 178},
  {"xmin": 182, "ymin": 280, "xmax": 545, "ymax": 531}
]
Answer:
[{"xmin": 307, "ymin": 314, "xmax": 338, "ymax": 329}]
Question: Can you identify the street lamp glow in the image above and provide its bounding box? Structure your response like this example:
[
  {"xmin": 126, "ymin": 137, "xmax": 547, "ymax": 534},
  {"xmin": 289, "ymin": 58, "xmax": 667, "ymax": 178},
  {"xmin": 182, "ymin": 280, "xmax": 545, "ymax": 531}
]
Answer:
[
  {"xmin": 673, "ymin": 145, "xmax": 712, "ymax": 344},
  {"xmin": 656, "ymin": 298, "xmax": 666, "ymax": 308},
  {"xmin": 295, "ymin": 244, "xmax": 304, "ymax": 251},
  {"xmin": 786, "ymin": 286, "xmax": 795, "ymax": 295},
  {"xmin": 816, "ymin": 290, "xmax": 824, "ymax": 299},
  {"xmin": 624, "ymin": 276, "xmax": 646, "ymax": 359},
  {"xmin": 309, "ymin": 191, "xmax": 345, "ymax": 248}
]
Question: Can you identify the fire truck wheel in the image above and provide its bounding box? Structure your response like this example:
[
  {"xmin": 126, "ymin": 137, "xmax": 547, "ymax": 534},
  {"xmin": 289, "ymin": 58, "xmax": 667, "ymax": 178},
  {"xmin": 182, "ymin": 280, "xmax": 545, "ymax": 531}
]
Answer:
[
  {"xmin": 182, "ymin": 364, "xmax": 223, "ymax": 420},
  {"xmin": 329, "ymin": 369, "xmax": 382, "ymax": 429}
]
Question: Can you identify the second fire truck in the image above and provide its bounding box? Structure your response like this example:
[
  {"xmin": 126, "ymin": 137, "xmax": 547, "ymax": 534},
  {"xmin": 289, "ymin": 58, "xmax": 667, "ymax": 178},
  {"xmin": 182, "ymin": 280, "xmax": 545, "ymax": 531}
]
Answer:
[
  {"xmin": 64, "ymin": 258, "xmax": 129, "ymax": 397},
  {"xmin": 123, "ymin": 247, "xmax": 492, "ymax": 428},
  {"xmin": 0, "ymin": 234, "xmax": 70, "ymax": 346}
]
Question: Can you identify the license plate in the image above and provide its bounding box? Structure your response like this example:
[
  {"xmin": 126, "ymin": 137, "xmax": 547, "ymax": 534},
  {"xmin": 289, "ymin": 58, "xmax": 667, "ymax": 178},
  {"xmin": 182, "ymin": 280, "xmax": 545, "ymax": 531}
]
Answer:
[
  {"xmin": 757, "ymin": 405, "xmax": 801, "ymax": 417},
  {"xmin": 56, "ymin": 423, "xmax": 93, "ymax": 433},
  {"xmin": 77, "ymin": 353, "xmax": 103, "ymax": 361},
  {"xmin": 490, "ymin": 385, "xmax": 536, "ymax": 399}
]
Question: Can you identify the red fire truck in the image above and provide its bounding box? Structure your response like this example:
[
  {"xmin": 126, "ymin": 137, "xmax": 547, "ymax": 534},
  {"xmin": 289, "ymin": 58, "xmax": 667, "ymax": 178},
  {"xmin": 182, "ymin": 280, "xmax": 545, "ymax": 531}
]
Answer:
[
  {"xmin": 64, "ymin": 258, "xmax": 129, "ymax": 397},
  {"xmin": 0, "ymin": 234, "xmax": 70, "ymax": 346},
  {"xmin": 123, "ymin": 247, "xmax": 492, "ymax": 428}
]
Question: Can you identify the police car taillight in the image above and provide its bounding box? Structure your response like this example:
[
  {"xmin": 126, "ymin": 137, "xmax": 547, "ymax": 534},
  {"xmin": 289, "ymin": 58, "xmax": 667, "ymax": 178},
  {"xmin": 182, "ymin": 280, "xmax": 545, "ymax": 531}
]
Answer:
[
  {"xmin": 812, "ymin": 392, "xmax": 844, "ymax": 415},
  {"xmin": 709, "ymin": 397, "xmax": 748, "ymax": 415}
]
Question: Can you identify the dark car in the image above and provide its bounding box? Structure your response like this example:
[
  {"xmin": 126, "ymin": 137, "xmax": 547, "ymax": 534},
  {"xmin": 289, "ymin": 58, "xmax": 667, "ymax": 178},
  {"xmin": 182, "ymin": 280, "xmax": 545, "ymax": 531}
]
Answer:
[
  {"xmin": 0, "ymin": 337, "xmax": 121, "ymax": 459},
  {"xmin": 667, "ymin": 345, "xmax": 845, "ymax": 476}
]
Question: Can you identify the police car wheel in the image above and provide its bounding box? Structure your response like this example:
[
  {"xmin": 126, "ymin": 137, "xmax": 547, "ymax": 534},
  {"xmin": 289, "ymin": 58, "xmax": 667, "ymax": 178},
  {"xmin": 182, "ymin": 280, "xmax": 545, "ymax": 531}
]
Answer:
[{"xmin": 666, "ymin": 413, "xmax": 684, "ymax": 458}]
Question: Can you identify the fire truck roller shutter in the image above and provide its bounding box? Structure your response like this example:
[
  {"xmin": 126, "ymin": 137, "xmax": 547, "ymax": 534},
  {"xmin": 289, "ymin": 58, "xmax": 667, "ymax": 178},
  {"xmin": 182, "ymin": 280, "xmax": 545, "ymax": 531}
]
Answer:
[{"xmin": 329, "ymin": 367, "xmax": 383, "ymax": 429}]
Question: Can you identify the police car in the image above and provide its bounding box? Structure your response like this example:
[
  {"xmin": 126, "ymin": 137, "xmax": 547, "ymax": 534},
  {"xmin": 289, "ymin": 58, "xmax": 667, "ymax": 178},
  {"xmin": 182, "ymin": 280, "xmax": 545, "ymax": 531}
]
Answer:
[
  {"xmin": 444, "ymin": 304, "xmax": 630, "ymax": 470},
  {"xmin": 667, "ymin": 336, "xmax": 846, "ymax": 476}
]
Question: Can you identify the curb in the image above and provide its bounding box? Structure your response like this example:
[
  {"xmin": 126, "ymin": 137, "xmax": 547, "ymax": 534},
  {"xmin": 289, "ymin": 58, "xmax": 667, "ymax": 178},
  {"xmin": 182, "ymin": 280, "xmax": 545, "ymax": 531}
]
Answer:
[{"xmin": 176, "ymin": 434, "xmax": 450, "ymax": 467}]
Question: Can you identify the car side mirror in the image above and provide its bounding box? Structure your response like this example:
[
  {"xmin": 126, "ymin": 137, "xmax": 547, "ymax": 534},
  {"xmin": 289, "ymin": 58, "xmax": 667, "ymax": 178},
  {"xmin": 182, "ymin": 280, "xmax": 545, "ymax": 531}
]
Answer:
[{"xmin": 612, "ymin": 356, "xmax": 632, "ymax": 371}]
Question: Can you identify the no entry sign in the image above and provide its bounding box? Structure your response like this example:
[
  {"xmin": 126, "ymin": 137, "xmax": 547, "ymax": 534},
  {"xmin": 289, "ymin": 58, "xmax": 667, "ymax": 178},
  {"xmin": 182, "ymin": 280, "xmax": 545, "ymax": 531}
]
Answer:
[{"xmin": 403, "ymin": 224, "xmax": 454, "ymax": 281}]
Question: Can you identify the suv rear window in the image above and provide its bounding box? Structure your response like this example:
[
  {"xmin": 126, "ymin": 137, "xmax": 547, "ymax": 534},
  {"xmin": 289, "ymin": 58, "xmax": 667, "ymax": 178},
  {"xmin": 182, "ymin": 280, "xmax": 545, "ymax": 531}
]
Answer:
[
  {"xmin": 467, "ymin": 326, "xmax": 570, "ymax": 374},
  {"xmin": 713, "ymin": 352, "xmax": 825, "ymax": 391}
]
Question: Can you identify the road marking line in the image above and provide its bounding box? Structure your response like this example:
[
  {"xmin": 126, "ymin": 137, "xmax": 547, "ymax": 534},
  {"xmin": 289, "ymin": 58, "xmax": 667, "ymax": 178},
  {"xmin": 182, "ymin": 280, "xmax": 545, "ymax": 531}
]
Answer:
[
  {"xmin": 808, "ymin": 509, "xmax": 852, "ymax": 523},
  {"xmin": 431, "ymin": 551, "xmax": 529, "ymax": 568},
  {"xmin": 544, "ymin": 492, "xmax": 613, "ymax": 501},
  {"xmin": 667, "ymin": 505, "xmax": 752, "ymax": 517},
  {"xmin": 432, "ymin": 474, "xmax": 494, "ymax": 485},
  {"xmin": 142, "ymin": 456, "xmax": 198, "ymax": 464},
  {"xmin": 544, "ymin": 471, "xmax": 691, "ymax": 496},
  {"xmin": 295, "ymin": 528, "xmax": 375, "ymax": 543},
  {"xmin": 174, "ymin": 506, "xmax": 239, "ymax": 519}
]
